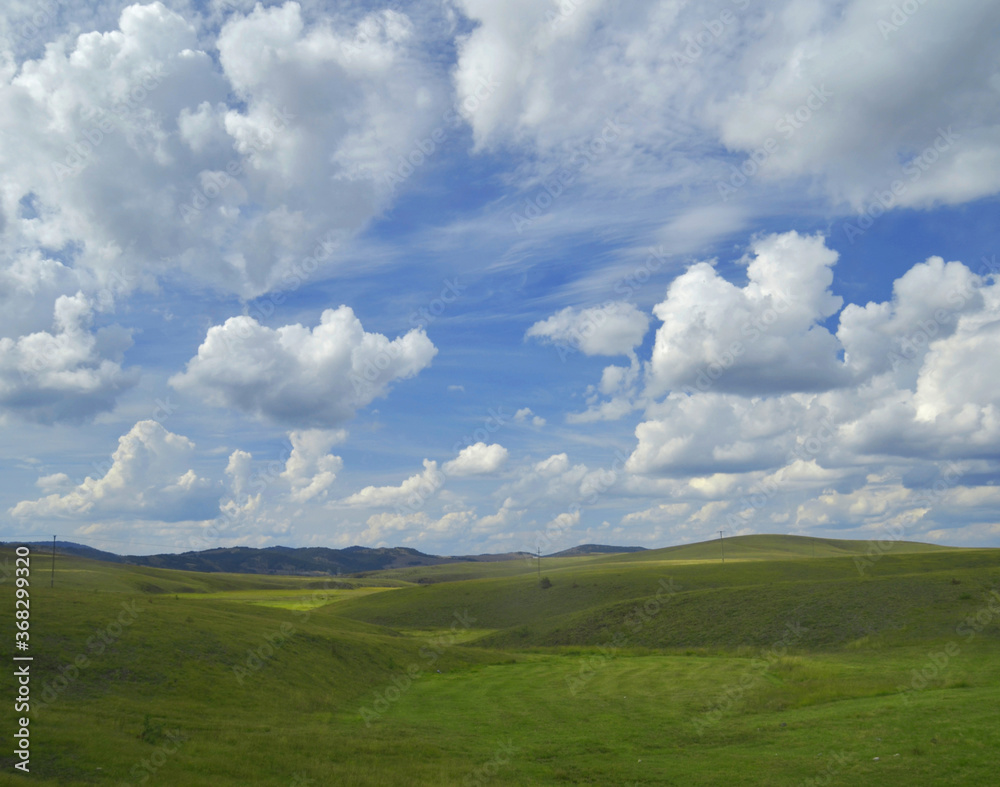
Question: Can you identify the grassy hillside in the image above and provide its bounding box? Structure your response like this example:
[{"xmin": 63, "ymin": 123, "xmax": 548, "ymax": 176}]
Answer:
[
  {"xmin": 333, "ymin": 544, "xmax": 1000, "ymax": 647},
  {"xmin": 601, "ymin": 533, "xmax": 956, "ymax": 563},
  {"xmin": 351, "ymin": 533, "xmax": 957, "ymax": 584},
  {"xmin": 2, "ymin": 535, "xmax": 999, "ymax": 786},
  {"xmin": 0, "ymin": 550, "xmax": 505, "ymax": 785}
]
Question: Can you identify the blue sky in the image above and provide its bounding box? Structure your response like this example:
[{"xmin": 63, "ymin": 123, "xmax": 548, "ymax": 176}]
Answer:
[{"xmin": 1, "ymin": 0, "xmax": 999, "ymax": 556}]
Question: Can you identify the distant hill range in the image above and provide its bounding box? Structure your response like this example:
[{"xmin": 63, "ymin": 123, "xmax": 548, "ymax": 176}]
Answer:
[
  {"xmin": 546, "ymin": 544, "xmax": 647, "ymax": 558},
  {"xmin": 0, "ymin": 540, "xmax": 646, "ymax": 576}
]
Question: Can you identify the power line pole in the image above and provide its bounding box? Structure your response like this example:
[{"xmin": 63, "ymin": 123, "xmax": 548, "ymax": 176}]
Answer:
[
  {"xmin": 536, "ymin": 547, "xmax": 541, "ymax": 579},
  {"xmin": 719, "ymin": 530, "xmax": 725, "ymax": 564},
  {"xmin": 51, "ymin": 535, "xmax": 56, "ymax": 588}
]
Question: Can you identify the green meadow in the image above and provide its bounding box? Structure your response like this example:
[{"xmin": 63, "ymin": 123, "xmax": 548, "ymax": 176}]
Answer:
[{"xmin": 2, "ymin": 535, "xmax": 1000, "ymax": 785}]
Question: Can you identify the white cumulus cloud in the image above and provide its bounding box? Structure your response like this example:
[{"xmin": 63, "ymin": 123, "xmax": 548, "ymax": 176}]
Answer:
[
  {"xmin": 443, "ymin": 442, "xmax": 508, "ymax": 476},
  {"xmin": 340, "ymin": 459, "xmax": 445, "ymax": 510},
  {"xmin": 0, "ymin": 1, "xmax": 452, "ymax": 299},
  {"xmin": 170, "ymin": 305, "xmax": 437, "ymax": 427},
  {"xmin": 646, "ymin": 231, "xmax": 847, "ymax": 398},
  {"xmin": 10, "ymin": 420, "xmax": 217, "ymax": 521},
  {"xmin": 514, "ymin": 407, "xmax": 545, "ymax": 426},
  {"xmin": 0, "ymin": 292, "xmax": 137, "ymax": 424},
  {"xmin": 280, "ymin": 428, "xmax": 346, "ymax": 503},
  {"xmin": 526, "ymin": 301, "xmax": 650, "ymax": 358}
]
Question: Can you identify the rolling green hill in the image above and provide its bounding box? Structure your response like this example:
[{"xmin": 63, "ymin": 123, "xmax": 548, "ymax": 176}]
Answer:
[
  {"xmin": 333, "ymin": 538, "xmax": 997, "ymax": 652},
  {"xmin": 602, "ymin": 533, "xmax": 956, "ymax": 563},
  {"xmin": 2, "ymin": 535, "xmax": 999, "ymax": 786}
]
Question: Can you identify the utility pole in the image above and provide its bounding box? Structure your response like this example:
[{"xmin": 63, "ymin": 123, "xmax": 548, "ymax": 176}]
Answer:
[
  {"xmin": 51, "ymin": 535, "xmax": 56, "ymax": 588},
  {"xmin": 719, "ymin": 530, "xmax": 725, "ymax": 564},
  {"xmin": 536, "ymin": 547, "xmax": 541, "ymax": 578}
]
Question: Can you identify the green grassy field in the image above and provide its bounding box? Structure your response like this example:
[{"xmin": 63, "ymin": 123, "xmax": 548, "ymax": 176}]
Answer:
[{"xmin": 2, "ymin": 535, "xmax": 999, "ymax": 785}]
